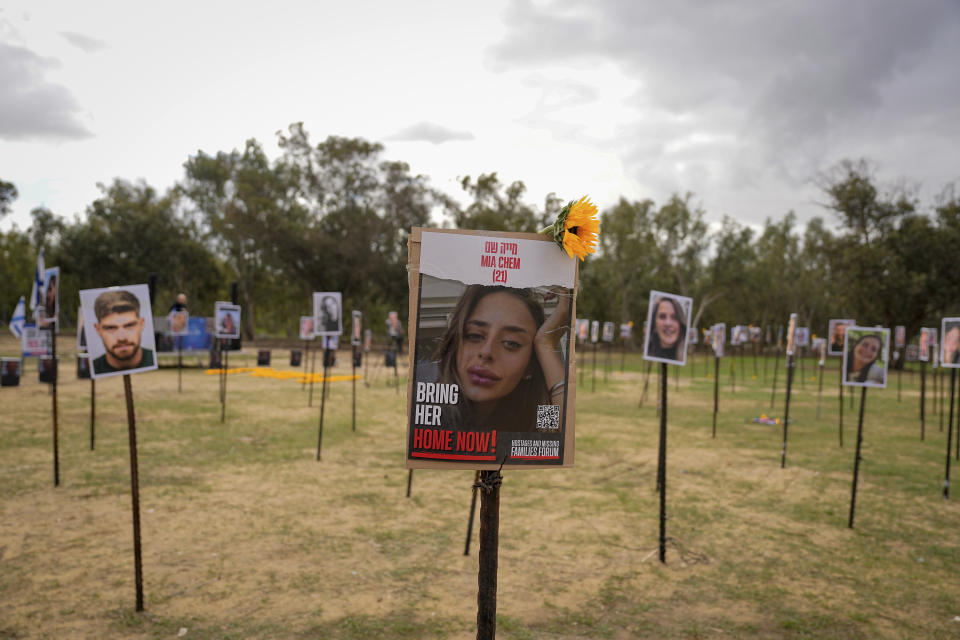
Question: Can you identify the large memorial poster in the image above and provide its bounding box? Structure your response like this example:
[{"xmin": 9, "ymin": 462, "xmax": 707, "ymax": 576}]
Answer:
[{"xmin": 406, "ymin": 228, "xmax": 578, "ymax": 469}]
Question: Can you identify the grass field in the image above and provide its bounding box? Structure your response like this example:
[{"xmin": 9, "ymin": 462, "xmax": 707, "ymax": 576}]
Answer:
[{"xmin": 1, "ymin": 336, "xmax": 959, "ymax": 639}]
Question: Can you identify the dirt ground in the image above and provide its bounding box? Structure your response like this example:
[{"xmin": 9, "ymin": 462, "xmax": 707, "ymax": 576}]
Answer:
[{"xmin": 2, "ymin": 339, "xmax": 959, "ymax": 639}]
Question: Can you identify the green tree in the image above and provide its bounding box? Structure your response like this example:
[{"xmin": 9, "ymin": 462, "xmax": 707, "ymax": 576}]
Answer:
[
  {"xmin": 447, "ymin": 173, "xmax": 547, "ymax": 232},
  {"xmin": 0, "ymin": 179, "xmax": 17, "ymax": 218},
  {"xmin": 182, "ymin": 139, "xmax": 303, "ymax": 338},
  {"xmin": 57, "ymin": 179, "xmax": 221, "ymax": 326},
  {"xmin": 275, "ymin": 123, "xmax": 435, "ymax": 334}
]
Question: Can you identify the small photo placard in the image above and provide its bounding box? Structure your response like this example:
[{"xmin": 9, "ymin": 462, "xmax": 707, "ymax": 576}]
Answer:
[
  {"xmin": 643, "ymin": 290, "xmax": 693, "ymax": 366},
  {"xmin": 299, "ymin": 315, "xmax": 315, "ymax": 341},
  {"xmin": 828, "ymin": 319, "xmax": 856, "ymax": 356},
  {"xmin": 314, "ymin": 292, "xmax": 343, "ymax": 337},
  {"xmin": 214, "ymin": 302, "xmax": 242, "ymax": 339},
  {"xmin": 351, "ymin": 310, "xmax": 363, "ymax": 346},
  {"xmin": 711, "ymin": 323, "xmax": 726, "ymax": 358},
  {"xmin": 601, "ymin": 322, "xmax": 615, "ymax": 343},
  {"xmin": 941, "ymin": 318, "xmax": 960, "ymax": 368},
  {"xmin": 842, "ymin": 327, "xmax": 890, "ymax": 388},
  {"xmin": 79, "ymin": 284, "xmax": 158, "ymax": 379},
  {"xmin": 168, "ymin": 310, "xmax": 190, "ymax": 337}
]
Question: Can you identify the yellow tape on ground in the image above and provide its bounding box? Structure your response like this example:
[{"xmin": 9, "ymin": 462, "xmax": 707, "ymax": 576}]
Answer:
[{"xmin": 204, "ymin": 366, "xmax": 360, "ymax": 383}]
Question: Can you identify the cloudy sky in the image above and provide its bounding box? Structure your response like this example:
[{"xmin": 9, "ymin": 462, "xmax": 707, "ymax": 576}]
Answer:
[{"xmin": 2, "ymin": 0, "xmax": 958, "ymax": 233}]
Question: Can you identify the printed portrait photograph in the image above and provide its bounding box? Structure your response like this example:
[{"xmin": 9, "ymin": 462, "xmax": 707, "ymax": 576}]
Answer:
[
  {"xmin": 894, "ymin": 325, "xmax": 906, "ymax": 349},
  {"xmin": 168, "ymin": 310, "xmax": 190, "ymax": 336},
  {"xmin": 79, "ymin": 284, "xmax": 158, "ymax": 380},
  {"xmin": 712, "ymin": 322, "xmax": 726, "ymax": 358},
  {"xmin": 842, "ymin": 327, "xmax": 890, "ymax": 388},
  {"xmin": 38, "ymin": 267, "xmax": 60, "ymax": 331},
  {"xmin": 313, "ymin": 292, "xmax": 343, "ymax": 337},
  {"xmin": 602, "ymin": 321, "xmax": 615, "ymax": 343},
  {"xmin": 919, "ymin": 327, "xmax": 937, "ymax": 362},
  {"xmin": 299, "ymin": 315, "xmax": 315, "ymax": 340},
  {"xmin": 352, "ymin": 310, "xmax": 363, "ymax": 346},
  {"xmin": 387, "ymin": 310, "xmax": 402, "ymax": 337},
  {"xmin": 215, "ymin": 302, "xmax": 242, "ymax": 339},
  {"xmin": 643, "ymin": 290, "xmax": 693, "ymax": 366},
  {"xmin": 576, "ymin": 318, "xmax": 589, "ymax": 343},
  {"xmin": 941, "ymin": 318, "xmax": 960, "ymax": 368},
  {"xmin": 407, "ymin": 229, "xmax": 577, "ymax": 469},
  {"xmin": 786, "ymin": 314, "xmax": 797, "ymax": 356},
  {"xmin": 2, "ymin": 357, "xmax": 22, "ymax": 385},
  {"xmin": 590, "ymin": 320, "xmax": 600, "ymax": 343},
  {"xmin": 828, "ymin": 319, "xmax": 856, "ymax": 356}
]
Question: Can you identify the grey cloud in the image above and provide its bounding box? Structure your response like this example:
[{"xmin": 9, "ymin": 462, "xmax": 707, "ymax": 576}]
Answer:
[
  {"xmin": 0, "ymin": 42, "xmax": 92, "ymax": 141},
  {"xmin": 490, "ymin": 0, "xmax": 960, "ymax": 224},
  {"xmin": 388, "ymin": 121, "xmax": 474, "ymax": 144},
  {"xmin": 60, "ymin": 31, "xmax": 107, "ymax": 53}
]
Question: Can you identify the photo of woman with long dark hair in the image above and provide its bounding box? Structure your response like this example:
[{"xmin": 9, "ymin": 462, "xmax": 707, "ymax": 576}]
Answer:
[
  {"xmin": 842, "ymin": 328, "xmax": 889, "ymax": 387},
  {"xmin": 424, "ymin": 284, "xmax": 571, "ymax": 433},
  {"xmin": 643, "ymin": 291, "xmax": 692, "ymax": 365}
]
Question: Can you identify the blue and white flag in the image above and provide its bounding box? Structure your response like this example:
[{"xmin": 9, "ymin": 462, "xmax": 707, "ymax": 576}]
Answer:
[
  {"xmin": 29, "ymin": 247, "xmax": 45, "ymax": 314},
  {"xmin": 9, "ymin": 296, "xmax": 25, "ymax": 339}
]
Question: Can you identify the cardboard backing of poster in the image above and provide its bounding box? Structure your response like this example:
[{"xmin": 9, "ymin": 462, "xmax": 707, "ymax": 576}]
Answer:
[{"xmin": 405, "ymin": 228, "xmax": 577, "ymax": 470}]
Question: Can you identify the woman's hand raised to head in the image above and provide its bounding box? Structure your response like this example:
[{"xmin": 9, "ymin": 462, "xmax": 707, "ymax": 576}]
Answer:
[
  {"xmin": 534, "ymin": 286, "xmax": 572, "ymax": 402},
  {"xmin": 535, "ymin": 286, "xmax": 571, "ymax": 351}
]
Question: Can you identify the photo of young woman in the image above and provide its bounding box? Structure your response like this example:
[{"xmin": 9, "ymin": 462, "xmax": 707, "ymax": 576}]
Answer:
[
  {"xmin": 842, "ymin": 327, "xmax": 890, "ymax": 388},
  {"xmin": 422, "ymin": 283, "xmax": 570, "ymax": 433},
  {"xmin": 643, "ymin": 290, "xmax": 693, "ymax": 365}
]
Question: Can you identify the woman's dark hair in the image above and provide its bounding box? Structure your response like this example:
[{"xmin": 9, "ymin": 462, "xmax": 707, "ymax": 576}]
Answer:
[
  {"xmin": 649, "ymin": 296, "xmax": 687, "ymax": 359},
  {"xmin": 846, "ymin": 334, "xmax": 882, "ymax": 383},
  {"xmin": 433, "ymin": 285, "xmax": 550, "ymax": 432}
]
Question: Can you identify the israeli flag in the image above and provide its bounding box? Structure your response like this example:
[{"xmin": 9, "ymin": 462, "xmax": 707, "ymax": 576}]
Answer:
[{"xmin": 9, "ymin": 296, "xmax": 25, "ymax": 339}]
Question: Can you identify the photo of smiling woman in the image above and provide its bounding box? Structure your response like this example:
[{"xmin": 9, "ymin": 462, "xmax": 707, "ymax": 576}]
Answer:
[
  {"xmin": 643, "ymin": 290, "xmax": 693, "ymax": 366},
  {"xmin": 842, "ymin": 327, "xmax": 890, "ymax": 388}
]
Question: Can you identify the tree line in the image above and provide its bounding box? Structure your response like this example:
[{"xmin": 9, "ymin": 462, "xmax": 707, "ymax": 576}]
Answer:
[{"xmin": 1, "ymin": 123, "xmax": 958, "ymax": 343}]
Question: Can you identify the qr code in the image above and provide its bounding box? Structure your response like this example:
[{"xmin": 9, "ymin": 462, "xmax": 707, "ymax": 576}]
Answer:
[{"xmin": 536, "ymin": 405, "xmax": 560, "ymax": 431}]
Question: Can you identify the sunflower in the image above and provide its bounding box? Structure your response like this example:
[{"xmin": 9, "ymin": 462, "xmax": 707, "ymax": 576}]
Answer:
[{"xmin": 541, "ymin": 196, "xmax": 600, "ymax": 260}]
